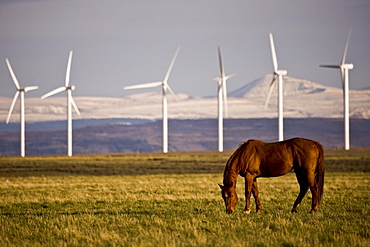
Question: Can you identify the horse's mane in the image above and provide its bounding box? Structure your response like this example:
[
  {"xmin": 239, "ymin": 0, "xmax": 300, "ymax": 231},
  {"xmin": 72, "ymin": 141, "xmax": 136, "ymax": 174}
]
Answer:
[{"xmin": 223, "ymin": 140, "xmax": 261, "ymax": 187}]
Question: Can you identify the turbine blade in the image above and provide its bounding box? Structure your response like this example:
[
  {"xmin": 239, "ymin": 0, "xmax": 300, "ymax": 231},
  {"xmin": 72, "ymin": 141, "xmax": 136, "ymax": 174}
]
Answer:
[
  {"xmin": 24, "ymin": 86, "xmax": 39, "ymax": 92},
  {"xmin": 218, "ymin": 46, "xmax": 225, "ymax": 78},
  {"xmin": 5, "ymin": 59, "xmax": 20, "ymax": 90},
  {"xmin": 264, "ymin": 76, "xmax": 276, "ymax": 108},
  {"xmin": 70, "ymin": 96, "xmax": 81, "ymax": 115},
  {"xmin": 164, "ymin": 84, "xmax": 176, "ymax": 97},
  {"xmin": 163, "ymin": 46, "xmax": 181, "ymax": 85},
  {"xmin": 123, "ymin": 81, "xmax": 162, "ymax": 90},
  {"xmin": 341, "ymin": 28, "xmax": 352, "ymax": 65},
  {"xmin": 269, "ymin": 33, "xmax": 278, "ymax": 72},
  {"xmin": 65, "ymin": 50, "xmax": 73, "ymax": 87},
  {"xmin": 225, "ymin": 73, "xmax": 236, "ymax": 80},
  {"xmin": 41, "ymin": 86, "xmax": 66, "ymax": 99},
  {"xmin": 6, "ymin": 91, "xmax": 19, "ymax": 124},
  {"xmin": 320, "ymin": 65, "xmax": 340, "ymax": 69},
  {"xmin": 270, "ymin": 75, "xmax": 277, "ymax": 87}
]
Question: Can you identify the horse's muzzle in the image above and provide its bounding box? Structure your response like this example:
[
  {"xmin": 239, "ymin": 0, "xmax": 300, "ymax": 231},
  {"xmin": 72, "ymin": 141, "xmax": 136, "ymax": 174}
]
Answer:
[{"xmin": 226, "ymin": 209, "xmax": 234, "ymax": 214}]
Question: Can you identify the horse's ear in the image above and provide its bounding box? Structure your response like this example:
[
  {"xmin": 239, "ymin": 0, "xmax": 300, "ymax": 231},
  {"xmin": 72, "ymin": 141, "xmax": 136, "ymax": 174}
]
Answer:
[{"xmin": 218, "ymin": 183, "xmax": 224, "ymax": 189}]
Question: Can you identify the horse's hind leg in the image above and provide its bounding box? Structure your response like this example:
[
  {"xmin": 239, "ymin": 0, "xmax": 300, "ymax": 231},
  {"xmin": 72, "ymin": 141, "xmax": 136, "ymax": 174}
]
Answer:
[
  {"xmin": 292, "ymin": 169, "xmax": 309, "ymax": 213},
  {"xmin": 307, "ymin": 172, "xmax": 319, "ymax": 213}
]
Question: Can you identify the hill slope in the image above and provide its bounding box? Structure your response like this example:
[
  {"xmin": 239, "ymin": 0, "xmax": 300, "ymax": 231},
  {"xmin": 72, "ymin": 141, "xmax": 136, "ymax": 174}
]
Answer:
[
  {"xmin": 1, "ymin": 118, "xmax": 369, "ymax": 156},
  {"xmin": 0, "ymin": 75, "xmax": 369, "ymax": 122}
]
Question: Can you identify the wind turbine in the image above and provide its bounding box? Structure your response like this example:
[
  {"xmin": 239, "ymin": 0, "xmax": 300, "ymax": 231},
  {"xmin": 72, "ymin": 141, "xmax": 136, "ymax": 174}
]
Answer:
[
  {"xmin": 5, "ymin": 58, "xmax": 38, "ymax": 157},
  {"xmin": 213, "ymin": 47, "xmax": 235, "ymax": 152},
  {"xmin": 123, "ymin": 46, "xmax": 180, "ymax": 154},
  {"xmin": 320, "ymin": 29, "xmax": 353, "ymax": 150},
  {"xmin": 41, "ymin": 50, "xmax": 80, "ymax": 156},
  {"xmin": 264, "ymin": 33, "xmax": 287, "ymax": 142}
]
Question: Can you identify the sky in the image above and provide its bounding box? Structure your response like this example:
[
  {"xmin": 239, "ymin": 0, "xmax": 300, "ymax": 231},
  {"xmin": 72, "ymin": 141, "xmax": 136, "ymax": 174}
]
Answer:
[{"xmin": 0, "ymin": 0, "xmax": 369, "ymax": 99}]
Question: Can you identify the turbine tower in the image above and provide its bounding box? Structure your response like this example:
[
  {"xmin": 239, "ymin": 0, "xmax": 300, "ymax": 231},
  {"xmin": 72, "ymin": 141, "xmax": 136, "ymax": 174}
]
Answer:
[
  {"xmin": 320, "ymin": 29, "xmax": 353, "ymax": 150},
  {"xmin": 41, "ymin": 50, "xmax": 80, "ymax": 156},
  {"xmin": 5, "ymin": 58, "xmax": 38, "ymax": 157},
  {"xmin": 123, "ymin": 46, "xmax": 180, "ymax": 154},
  {"xmin": 265, "ymin": 33, "xmax": 287, "ymax": 142},
  {"xmin": 213, "ymin": 47, "xmax": 235, "ymax": 152}
]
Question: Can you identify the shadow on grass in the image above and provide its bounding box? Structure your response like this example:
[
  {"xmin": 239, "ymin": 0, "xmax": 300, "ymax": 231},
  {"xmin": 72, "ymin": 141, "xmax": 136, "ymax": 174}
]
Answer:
[{"xmin": 1, "ymin": 149, "xmax": 369, "ymax": 177}]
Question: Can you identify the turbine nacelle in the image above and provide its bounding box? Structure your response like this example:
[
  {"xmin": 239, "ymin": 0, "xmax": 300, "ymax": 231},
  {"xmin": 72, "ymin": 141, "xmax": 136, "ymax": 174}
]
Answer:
[
  {"xmin": 342, "ymin": 64, "xmax": 354, "ymax": 70},
  {"xmin": 274, "ymin": 70, "xmax": 287, "ymax": 76},
  {"xmin": 67, "ymin": 85, "xmax": 76, "ymax": 91},
  {"xmin": 213, "ymin": 77, "xmax": 223, "ymax": 84}
]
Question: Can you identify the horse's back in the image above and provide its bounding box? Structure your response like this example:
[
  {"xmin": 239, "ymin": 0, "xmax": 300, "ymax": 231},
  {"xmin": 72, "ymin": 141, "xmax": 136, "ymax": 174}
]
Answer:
[
  {"xmin": 289, "ymin": 137, "xmax": 322, "ymax": 154},
  {"xmin": 249, "ymin": 138, "xmax": 322, "ymax": 176},
  {"xmin": 250, "ymin": 139, "xmax": 295, "ymax": 176}
]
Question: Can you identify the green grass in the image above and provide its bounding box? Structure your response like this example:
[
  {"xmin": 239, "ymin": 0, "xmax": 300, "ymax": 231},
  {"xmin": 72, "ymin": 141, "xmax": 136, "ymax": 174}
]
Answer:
[
  {"xmin": 0, "ymin": 151, "xmax": 231, "ymax": 177},
  {"xmin": 0, "ymin": 149, "xmax": 369, "ymax": 246}
]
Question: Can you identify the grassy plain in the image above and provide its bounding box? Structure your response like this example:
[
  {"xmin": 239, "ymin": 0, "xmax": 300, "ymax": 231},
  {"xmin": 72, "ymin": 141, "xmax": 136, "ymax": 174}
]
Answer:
[{"xmin": 0, "ymin": 149, "xmax": 369, "ymax": 246}]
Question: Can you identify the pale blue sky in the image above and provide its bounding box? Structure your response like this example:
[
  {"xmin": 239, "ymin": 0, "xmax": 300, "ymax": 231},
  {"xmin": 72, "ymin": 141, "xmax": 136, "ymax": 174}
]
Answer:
[{"xmin": 0, "ymin": 0, "xmax": 369, "ymax": 98}]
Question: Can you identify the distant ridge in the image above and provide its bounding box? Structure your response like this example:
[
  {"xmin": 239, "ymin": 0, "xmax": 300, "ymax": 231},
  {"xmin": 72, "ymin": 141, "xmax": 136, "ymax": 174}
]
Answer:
[
  {"xmin": 0, "ymin": 74, "xmax": 369, "ymax": 122},
  {"xmin": 1, "ymin": 118, "xmax": 370, "ymax": 156},
  {"xmin": 229, "ymin": 74, "xmax": 341, "ymax": 98}
]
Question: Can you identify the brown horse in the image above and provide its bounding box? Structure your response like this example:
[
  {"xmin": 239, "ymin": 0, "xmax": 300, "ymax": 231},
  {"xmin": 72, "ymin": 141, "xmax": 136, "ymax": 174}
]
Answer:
[{"xmin": 218, "ymin": 137, "xmax": 324, "ymax": 214}]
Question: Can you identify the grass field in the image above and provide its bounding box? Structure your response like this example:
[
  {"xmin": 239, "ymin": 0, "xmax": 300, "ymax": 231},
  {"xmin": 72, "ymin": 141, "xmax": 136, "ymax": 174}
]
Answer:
[{"xmin": 0, "ymin": 149, "xmax": 369, "ymax": 246}]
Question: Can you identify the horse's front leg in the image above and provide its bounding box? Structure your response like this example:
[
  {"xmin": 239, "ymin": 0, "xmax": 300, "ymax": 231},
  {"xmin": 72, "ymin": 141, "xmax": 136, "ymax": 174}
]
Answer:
[
  {"xmin": 252, "ymin": 179, "xmax": 262, "ymax": 213},
  {"xmin": 243, "ymin": 173, "xmax": 254, "ymax": 214}
]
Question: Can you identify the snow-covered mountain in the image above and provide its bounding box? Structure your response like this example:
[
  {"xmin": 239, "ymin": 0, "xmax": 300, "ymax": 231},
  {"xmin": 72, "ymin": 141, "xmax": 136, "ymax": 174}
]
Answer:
[
  {"xmin": 1, "ymin": 74, "xmax": 369, "ymax": 122},
  {"xmin": 229, "ymin": 75, "xmax": 341, "ymax": 98}
]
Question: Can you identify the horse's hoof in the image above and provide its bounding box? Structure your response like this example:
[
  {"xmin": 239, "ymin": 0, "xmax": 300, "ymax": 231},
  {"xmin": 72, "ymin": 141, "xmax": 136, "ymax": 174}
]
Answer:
[
  {"xmin": 291, "ymin": 209, "xmax": 298, "ymax": 213},
  {"xmin": 243, "ymin": 210, "xmax": 251, "ymax": 214},
  {"xmin": 256, "ymin": 209, "xmax": 262, "ymax": 213},
  {"xmin": 309, "ymin": 209, "xmax": 316, "ymax": 214}
]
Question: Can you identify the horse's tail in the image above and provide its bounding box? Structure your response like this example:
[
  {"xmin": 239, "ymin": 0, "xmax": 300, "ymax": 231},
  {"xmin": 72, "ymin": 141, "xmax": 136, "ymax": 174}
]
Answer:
[{"xmin": 314, "ymin": 142, "xmax": 325, "ymax": 205}]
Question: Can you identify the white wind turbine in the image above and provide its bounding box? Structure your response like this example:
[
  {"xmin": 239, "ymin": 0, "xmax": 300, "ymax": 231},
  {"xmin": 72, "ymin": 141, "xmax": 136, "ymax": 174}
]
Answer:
[
  {"xmin": 5, "ymin": 59, "xmax": 39, "ymax": 157},
  {"xmin": 320, "ymin": 29, "xmax": 353, "ymax": 150},
  {"xmin": 213, "ymin": 47, "xmax": 235, "ymax": 152},
  {"xmin": 41, "ymin": 50, "xmax": 80, "ymax": 156},
  {"xmin": 123, "ymin": 46, "xmax": 180, "ymax": 154},
  {"xmin": 265, "ymin": 33, "xmax": 287, "ymax": 142}
]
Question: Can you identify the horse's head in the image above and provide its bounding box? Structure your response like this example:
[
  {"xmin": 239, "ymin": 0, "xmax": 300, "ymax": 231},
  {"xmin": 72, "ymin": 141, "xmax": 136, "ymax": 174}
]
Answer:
[{"xmin": 218, "ymin": 184, "xmax": 238, "ymax": 214}]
